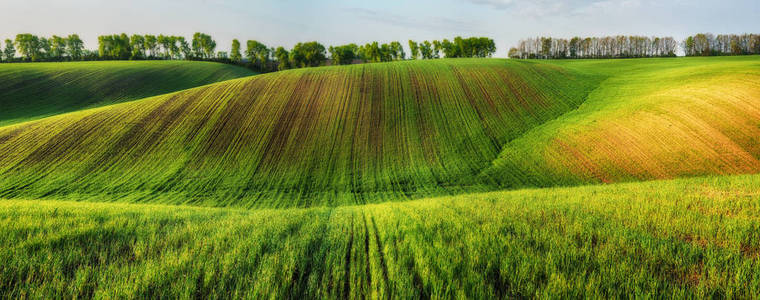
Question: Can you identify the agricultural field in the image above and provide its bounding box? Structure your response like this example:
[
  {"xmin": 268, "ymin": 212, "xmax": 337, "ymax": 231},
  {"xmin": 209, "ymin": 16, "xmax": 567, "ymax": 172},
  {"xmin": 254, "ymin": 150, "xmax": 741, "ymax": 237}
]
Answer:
[
  {"xmin": 2, "ymin": 56, "xmax": 760, "ymax": 298},
  {"xmin": 0, "ymin": 61, "xmax": 255, "ymax": 126}
]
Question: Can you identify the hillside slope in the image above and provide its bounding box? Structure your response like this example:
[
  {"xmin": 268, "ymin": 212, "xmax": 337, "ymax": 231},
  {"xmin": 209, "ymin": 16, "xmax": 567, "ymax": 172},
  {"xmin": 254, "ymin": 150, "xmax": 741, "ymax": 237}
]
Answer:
[
  {"xmin": 0, "ymin": 61, "xmax": 256, "ymax": 126},
  {"xmin": 482, "ymin": 56, "xmax": 760, "ymax": 187},
  {"xmin": 0, "ymin": 59, "xmax": 600, "ymax": 207}
]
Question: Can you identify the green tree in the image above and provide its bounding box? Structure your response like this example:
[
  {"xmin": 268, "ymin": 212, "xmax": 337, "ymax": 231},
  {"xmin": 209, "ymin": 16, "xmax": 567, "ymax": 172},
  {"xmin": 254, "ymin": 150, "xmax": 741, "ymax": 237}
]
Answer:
[
  {"xmin": 431, "ymin": 40, "xmax": 441, "ymax": 58},
  {"xmin": 420, "ymin": 41, "xmax": 433, "ymax": 59},
  {"xmin": 15, "ymin": 34, "xmax": 41, "ymax": 61},
  {"xmin": 177, "ymin": 37, "xmax": 191, "ymax": 59},
  {"xmin": 145, "ymin": 35, "xmax": 158, "ymax": 58},
  {"xmin": 290, "ymin": 41, "xmax": 326, "ymax": 68},
  {"xmin": 192, "ymin": 33, "xmax": 216, "ymax": 59},
  {"xmin": 230, "ymin": 39, "xmax": 242, "ymax": 62},
  {"xmin": 49, "ymin": 35, "xmax": 67, "ymax": 60},
  {"xmin": 246, "ymin": 40, "xmax": 270, "ymax": 68},
  {"xmin": 66, "ymin": 34, "xmax": 84, "ymax": 60},
  {"xmin": 389, "ymin": 41, "xmax": 405, "ymax": 60},
  {"xmin": 3, "ymin": 39, "xmax": 15, "ymax": 62},
  {"xmin": 274, "ymin": 46, "xmax": 290, "ymax": 70},
  {"xmin": 130, "ymin": 34, "xmax": 146, "ymax": 60},
  {"xmin": 157, "ymin": 34, "xmax": 171, "ymax": 58},
  {"xmin": 408, "ymin": 40, "xmax": 420, "ymax": 59}
]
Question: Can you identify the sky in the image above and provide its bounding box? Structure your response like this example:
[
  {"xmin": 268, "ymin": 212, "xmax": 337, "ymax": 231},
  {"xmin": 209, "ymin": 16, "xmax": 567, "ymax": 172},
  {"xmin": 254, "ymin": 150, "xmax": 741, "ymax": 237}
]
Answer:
[{"xmin": 1, "ymin": 0, "xmax": 758, "ymax": 57}]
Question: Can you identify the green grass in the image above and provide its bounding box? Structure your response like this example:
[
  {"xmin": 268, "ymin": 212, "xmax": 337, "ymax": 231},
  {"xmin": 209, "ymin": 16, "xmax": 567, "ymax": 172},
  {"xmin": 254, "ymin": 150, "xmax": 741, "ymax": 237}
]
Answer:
[
  {"xmin": 3, "ymin": 173, "xmax": 760, "ymax": 298},
  {"xmin": 0, "ymin": 60, "xmax": 256, "ymax": 126},
  {"xmin": 0, "ymin": 59, "xmax": 601, "ymax": 208}
]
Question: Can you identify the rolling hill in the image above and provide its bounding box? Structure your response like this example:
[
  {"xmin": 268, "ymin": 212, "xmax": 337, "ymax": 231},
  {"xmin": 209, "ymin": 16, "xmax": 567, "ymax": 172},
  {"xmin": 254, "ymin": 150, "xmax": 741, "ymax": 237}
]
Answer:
[
  {"xmin": 0, "ymin": 59, "xmax": 601, "ymax": 207},
  {"xmin": 0, "ymin": 61, "xmax": 256, "ymax": 126},
  {"xmin": 1, "ymin": 57, "xmax": 760, "ymax": 208}
]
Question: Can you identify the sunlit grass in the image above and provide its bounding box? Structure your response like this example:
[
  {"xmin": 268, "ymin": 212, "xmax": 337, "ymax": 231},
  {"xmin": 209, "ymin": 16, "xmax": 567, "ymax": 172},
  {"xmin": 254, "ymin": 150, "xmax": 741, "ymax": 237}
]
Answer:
[{"xmin": 2, "ymin": 173, "xmax": 759, "ymax": 298}]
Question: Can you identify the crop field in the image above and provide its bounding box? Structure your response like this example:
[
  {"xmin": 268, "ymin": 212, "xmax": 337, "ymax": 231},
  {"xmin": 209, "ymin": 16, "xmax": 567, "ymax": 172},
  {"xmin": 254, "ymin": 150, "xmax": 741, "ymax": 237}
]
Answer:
[
  {"xmin": 0, "ymin": 61, "xmax": 255, "ymax": 126},
  {"xmin": 0, "ymin": 59, "xmax": 601, "ymax": 207},
  {"xmin": 1, "ymin": 56, "xmax": 760, "ymax": 298},
  {"xmin": 2, "ymin": 173, "xmax": 760, "ymax": 298}
]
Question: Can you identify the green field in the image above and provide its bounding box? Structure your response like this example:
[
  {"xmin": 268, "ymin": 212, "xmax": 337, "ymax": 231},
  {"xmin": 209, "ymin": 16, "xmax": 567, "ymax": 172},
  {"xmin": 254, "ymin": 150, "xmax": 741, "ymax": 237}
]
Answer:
[
  {"xmin": 0, "ymin": 61, "xmax": 255, "ymax": 126},
  {"xmin": 1, "ymin": 56, "xmax": 759, "ymax": 297}
]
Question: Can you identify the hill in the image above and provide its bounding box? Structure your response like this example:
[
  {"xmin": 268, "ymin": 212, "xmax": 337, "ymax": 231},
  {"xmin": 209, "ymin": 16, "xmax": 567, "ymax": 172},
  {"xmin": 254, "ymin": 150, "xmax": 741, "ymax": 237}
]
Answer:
[
  {"xmin": 482, "ymin": 56, "xmax": 760, "ymax": 188},
  {"xmin": 3, "ymin": 173, "xmax": 759, "ymax": 298},
  {"xmin": 0, "ymin": 59, "xmax": 601, "ymax": 207},
  {"xmin": 0, "ymin": 61, "xmax": 256, "ymax": 126}
]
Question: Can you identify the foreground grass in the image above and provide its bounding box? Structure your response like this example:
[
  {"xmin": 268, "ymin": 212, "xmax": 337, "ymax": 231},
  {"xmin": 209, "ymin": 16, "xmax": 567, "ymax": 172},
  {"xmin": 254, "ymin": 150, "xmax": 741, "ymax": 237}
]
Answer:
[
  {"xmin": 3, "ymin": 174, "xmax": 760, "ymax": 298},
  {"xmin": 0, "ymin": 61, "xmax": 255, "ymax": 126}
]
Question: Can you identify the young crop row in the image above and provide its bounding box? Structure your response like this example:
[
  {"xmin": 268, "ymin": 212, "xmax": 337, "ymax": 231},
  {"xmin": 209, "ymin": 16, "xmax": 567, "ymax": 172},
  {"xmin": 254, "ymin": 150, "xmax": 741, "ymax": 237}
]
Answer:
[{"xmin": 2, "ymin": 173, "xmax": 759, "ymax": 298}]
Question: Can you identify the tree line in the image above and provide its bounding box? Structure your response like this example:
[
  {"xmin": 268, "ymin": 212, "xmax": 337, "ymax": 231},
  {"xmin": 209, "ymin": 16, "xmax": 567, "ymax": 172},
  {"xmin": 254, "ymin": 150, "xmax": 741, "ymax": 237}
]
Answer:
[
  {"xmin": 0, "ymin": 33, "xmax": 496, "ymax": 72},
  {"xmin": 509, "ymin": 36, "xmax": 679, "ymax": 59},
  {"xmin": 325, "ymin": 37, "xmax": 495, "ymax": 66},
  {"xmin": 683, "ymin": 33, "xmax": 760, "ymax": 56}
]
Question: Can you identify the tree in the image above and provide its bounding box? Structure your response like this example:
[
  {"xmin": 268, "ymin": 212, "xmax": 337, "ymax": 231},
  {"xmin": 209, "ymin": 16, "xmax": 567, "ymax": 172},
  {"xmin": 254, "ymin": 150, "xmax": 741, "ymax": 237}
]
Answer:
[
  {"xmin": 329, "ymin": 44, "xmax": 358, "ymax": 65},
  {"xmin": 431, "ymin": 40, "xmax": 441, "ymax": 58},
  {"xmin": 508, "ymin": 47, "xmax": 519, "ymax": 58},
  {"xmin": 49, "ymin": 35, "xmax": 67, "ymax": 61},
  {"xmin": 3, "ymin": 39, "xmax": 15, "ymax": 62},
  {"xmin": 389, "ymin": 41, "xmax": 405, "ymax": 60},
  {"xmin": 274, "ymin": 46, "xmax": 290, "ymax": 70},
  {"xmin": 290, "ymin": 41, "xmax": 326, "ymax": 68},
  {"xmin": 420, "ymin": 41, "xmax": 433, "ymax": 59},
  {"xmin": 231, "ymin": 39, "xmax": 242, "ymax": 62},
  {"xmin": 192, "ymin": 33, "xmax": 216, "ymax": 59},
  {"xmin": 15, "ymin": 34, "xmax": 42, "ymax": 61},
  {"xmin": 130, "ymin": 34, "xmax": 146, "ymax": 60},
  {"xmin": 177, "ymin": 37, "xmax": 191, "ymax": 59},
  {"xmin": 144, "ymin": 35, "xmax": 158, "ymax": 58},
  {"xmin": 66, "ymin": 34, "xmax": 84, "ymax": 60},
  {"xmin": 439, "ymin": 39, "xmax": 453, "ymax": 58},
  {"xmin": 408, "ymin": 40, "xmax": 419, "ymax": 59},
  {"xmin": 158, "ymin": 34, "xmax": 171, "ymax": 58},
  {"xmin": 246, "ymin": 40, "xmax": 270, "ymax": 69}
]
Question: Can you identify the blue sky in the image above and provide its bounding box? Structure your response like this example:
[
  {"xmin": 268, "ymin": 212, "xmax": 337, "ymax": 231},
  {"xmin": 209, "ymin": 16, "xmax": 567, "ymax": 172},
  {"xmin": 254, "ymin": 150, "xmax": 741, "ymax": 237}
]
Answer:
[{"xmin": 2, "ymin": 0, "xmax": 758, "ymax": 57}]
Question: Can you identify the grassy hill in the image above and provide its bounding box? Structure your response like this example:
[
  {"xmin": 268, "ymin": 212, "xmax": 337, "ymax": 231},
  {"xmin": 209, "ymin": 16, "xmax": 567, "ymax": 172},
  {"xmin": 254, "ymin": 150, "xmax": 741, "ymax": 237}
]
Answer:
[
  {"xmin": 3, "ymin": 173, "xmax": 759, "ymax": 298},
  {"xmin": 0, "ymin": 59, "xmax": 601, "ymax": 207},
  {"xmin": 0, "ymin": 61, "xmax": 256, "ymax": 126},
  {"xmin": 482, "ymin": 56, "xmax": 760, "ymax": 188}
]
